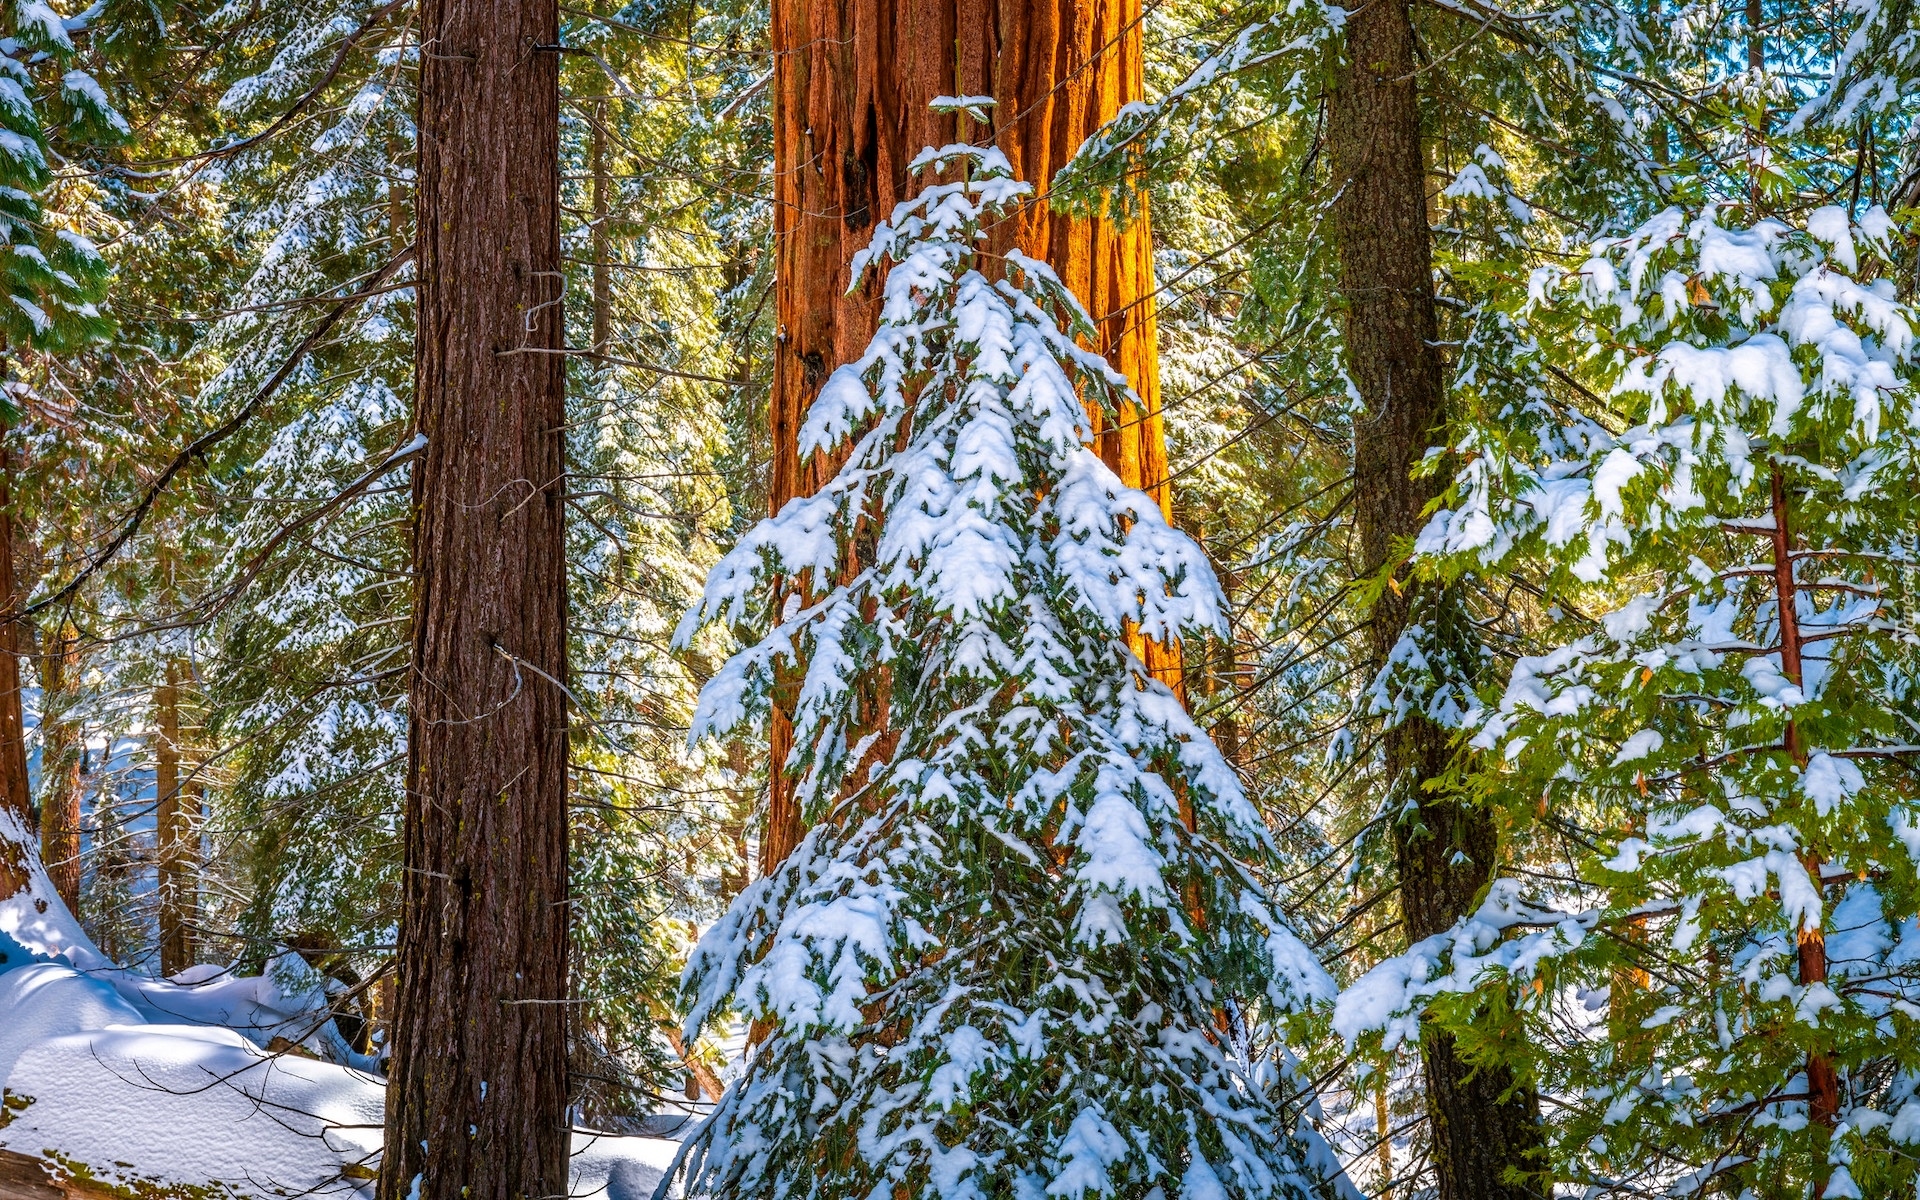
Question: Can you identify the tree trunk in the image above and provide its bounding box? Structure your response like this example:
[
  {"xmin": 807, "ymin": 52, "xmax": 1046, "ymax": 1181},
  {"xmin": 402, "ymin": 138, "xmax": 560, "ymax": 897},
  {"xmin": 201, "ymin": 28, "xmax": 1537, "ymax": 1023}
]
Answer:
[
  {"xmin": 590, "ymin": 99, "xmax": 611, "ymax": 356},
  {"xmin": 154, "ymin": 660, "xmax": 197, "ymax": 977},
  {"xmin": 1328, "ymin": 2, "xmax": 1544, "ymax": 1197},
  {"xmin": 764, "ymin": 0, "xmax": 1178, "ymax": 872},
  {"xmin": 1747, "ymin": 0, "xmax": 1764, "ymax": 208},
  {"xmin": 0, "ymin": 427, "xmax": 30, "ymax": 837},
  {"xmin": 37, "ymin": 622, "xmax": 82, "ymax": 917},
  {"xmin": 377, "ymin": 0, "xmax": 570, "ymax": 1197},
  {"xmin": 1768, "ymin": 466, "xmax": 1839, "ymax": 1147},
  {"xmin": 0, "ymin": 378, "xmax": 56, "ymax": 912}
]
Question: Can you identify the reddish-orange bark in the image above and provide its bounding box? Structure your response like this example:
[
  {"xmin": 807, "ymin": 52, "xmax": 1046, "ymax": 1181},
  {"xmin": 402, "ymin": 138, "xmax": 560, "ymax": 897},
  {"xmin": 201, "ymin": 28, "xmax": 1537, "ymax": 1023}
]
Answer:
[
  {"xmin": 0, "ymin": 425, "xmax": 44, "ymax": 902},
  {"xmin": 763, "ymin": 0, "xmax": 1178, "ymax": 873},
  {"xmin": 1770, "ymin": 466, "xmax": 1838, "ymax": 1137}
]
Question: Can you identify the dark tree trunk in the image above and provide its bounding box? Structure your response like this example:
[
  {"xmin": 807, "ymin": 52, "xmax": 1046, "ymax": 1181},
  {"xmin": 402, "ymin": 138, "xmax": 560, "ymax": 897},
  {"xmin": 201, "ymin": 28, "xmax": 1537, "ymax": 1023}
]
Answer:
[
  {"xmin": 155, "ymin": 661, "xmax": 197, "ymax": 976},
  {"xmin": 376, "ymin": 0, "xmax": 570, "ymax": 1198},
  {"xmin": 0, "ymin": 427, "xmax": 29, "ymax": 838},
  {"xmin": 0, "ymin": 384, "xmax": 52, "ymax": 908},
  {"xmin": 1328, "ymin": 2, "xmax": 1545, "ymax": 1197},
  {"xmin": 764, "ymin": 0, "xmax": 1178, "ymax": 873},
  {"xmin": 37, "ymin": 622, "xmax": 82, "ymax": 917}
]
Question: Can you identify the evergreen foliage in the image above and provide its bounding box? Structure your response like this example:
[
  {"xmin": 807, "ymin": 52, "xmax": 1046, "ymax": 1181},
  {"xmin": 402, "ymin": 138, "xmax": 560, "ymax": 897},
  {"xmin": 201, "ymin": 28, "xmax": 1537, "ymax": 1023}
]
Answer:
[
  {"xmin": 1348, "ymin": 199, "xmax": 1920, "ymax": 1197},
  {"xmin": 7, "ymin": 0, "xmax": 1920, "ymax": 1195},
  {"xmin": 670, "ymin": 141, "xmax": 1341, "ymax": 1200}
]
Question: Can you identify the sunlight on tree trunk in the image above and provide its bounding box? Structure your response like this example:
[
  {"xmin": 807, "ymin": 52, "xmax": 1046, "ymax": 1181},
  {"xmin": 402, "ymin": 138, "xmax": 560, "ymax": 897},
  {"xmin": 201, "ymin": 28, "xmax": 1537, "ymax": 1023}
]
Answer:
[
  {"xmin": 377, "ymin": 0, "xmax": 570, "ymax": 1195},
  {"xmin": 1329, "ymin": 0, "xmax": 1544, "ymax": 1194},
  {"xmin": 764, "ymin": 0, "xmax": 1180, "ymax": 874},
  {"xmin": 154, "ymin": 660, "xmax": 197, "ymax": 977}
]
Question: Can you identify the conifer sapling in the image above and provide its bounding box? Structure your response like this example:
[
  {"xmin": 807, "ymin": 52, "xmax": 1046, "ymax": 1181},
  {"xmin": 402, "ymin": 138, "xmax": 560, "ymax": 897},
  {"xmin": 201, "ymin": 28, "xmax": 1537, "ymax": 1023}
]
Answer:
[{"xmin": 669, "ymin": 132, "xmax": 1343, "ymax": 1200}]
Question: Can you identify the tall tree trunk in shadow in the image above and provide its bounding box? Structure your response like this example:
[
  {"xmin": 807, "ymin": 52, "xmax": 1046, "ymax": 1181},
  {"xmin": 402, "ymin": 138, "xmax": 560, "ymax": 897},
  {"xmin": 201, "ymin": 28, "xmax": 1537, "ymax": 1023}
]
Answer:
[
  {"xmin": 37, "ymin": 621, "xmax": 82, "ymax": 917},
  {"xmin": 376, "ymin": 0, "xmax": 570, "ymax": 1197},
  {"xmin": 0, "ymin": 375, "xmax": 61, "ymax": 918},
  {"xmin": 763, "ymin": 0, "xmax": 1178, "ymax": 874},
  {"xmin": 0, "ymin": 423, "xmax": 30, "ymax": 844},
  {"xmin": 1328, "ymin": 1, "xmax": 1545, "ymax": 1196},
  {"xmin": 0, "ymin": 427, "xmax": 31, "ymax": 903},
  {"xmin": 154, "ymin": 660, "xmax": 197, "ymax": 976}
]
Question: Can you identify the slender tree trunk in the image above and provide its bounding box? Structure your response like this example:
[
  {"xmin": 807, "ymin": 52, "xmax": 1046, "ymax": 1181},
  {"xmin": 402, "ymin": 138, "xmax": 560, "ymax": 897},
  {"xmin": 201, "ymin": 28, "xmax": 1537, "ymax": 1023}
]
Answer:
[
  {"xmin": 591, "ymin": 99, "xmax": 611, "ymax": 356},
  {"xmin": 652, "ymin": 1001, "xmax": 724, "ymax": 1102},
  {"xmin": 377, "ymin": 0, "xmax": 570, "ymax": 1196},
  {"xmin": 1768, "ymin": 467, "xmax": 1839, "ymax": 1147},
  {"xmin": 154, "ymin": 660, "xmax": 197, "ymax": 976},
  {"xmin": 37, "ymin": 621, "xmax": 82, "ymax": 916},
  {"xmin": 764, "ymin": 0, "xmax": 1177, "ymax": 871},
  {"xmin": 0, "ymin": 371, "xmax": 59, "ymax": 913},
  {"xmin": 1747, "ymin": 0, "xmax": 1765, "ymax": 209},
  {"xmin": 0, "ymin": 424, "xmax": 31, "ymax": 901},
  {"xmin": 1374, "ymin": 1079, "xmax": 1394, "ymax": 1200},
  {"xmin": 0, "ymin": 426, "xmax": 30, "ymax": 837},
  {"xmin": 1328, "ymin": 2, "xmax": 1544, "ymax": 1197}
]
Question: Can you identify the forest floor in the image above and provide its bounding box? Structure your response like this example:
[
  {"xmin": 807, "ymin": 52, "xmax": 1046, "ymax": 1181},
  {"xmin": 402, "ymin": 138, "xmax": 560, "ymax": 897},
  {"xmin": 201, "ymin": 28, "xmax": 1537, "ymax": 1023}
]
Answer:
[{"xmin": 0, "ymin": 890, "xmax": 683, "ymax": 1200}]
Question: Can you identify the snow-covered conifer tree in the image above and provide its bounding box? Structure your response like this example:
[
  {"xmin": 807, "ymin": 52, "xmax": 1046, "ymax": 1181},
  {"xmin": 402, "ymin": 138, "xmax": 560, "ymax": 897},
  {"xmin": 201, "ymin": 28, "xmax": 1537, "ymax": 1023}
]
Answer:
[
  {"xmin": 1350, "ymin": 203, "xmax": 1920, "ymax": 1197},
  {"xmin": 668, "ymin": 138, "xmax": 1344, "ymax": 1199}
]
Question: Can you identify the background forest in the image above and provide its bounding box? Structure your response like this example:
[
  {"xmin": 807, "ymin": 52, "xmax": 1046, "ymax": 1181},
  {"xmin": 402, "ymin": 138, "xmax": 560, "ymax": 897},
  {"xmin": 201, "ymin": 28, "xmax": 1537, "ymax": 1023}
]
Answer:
[{"xmin": 0, "ymin": 0, "xmax": 1918, "ymax": 1198}]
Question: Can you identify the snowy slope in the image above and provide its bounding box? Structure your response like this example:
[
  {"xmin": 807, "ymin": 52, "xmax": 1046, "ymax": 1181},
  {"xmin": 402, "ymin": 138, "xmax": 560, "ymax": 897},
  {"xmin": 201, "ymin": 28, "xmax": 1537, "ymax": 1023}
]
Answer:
[
  {"xmin": 1, "ymin": 830, "xmax": 681, "ymax": 1200},
  {"xmin": 0, "ymin": 960, "xmax": 682, "ymax": 1200}
]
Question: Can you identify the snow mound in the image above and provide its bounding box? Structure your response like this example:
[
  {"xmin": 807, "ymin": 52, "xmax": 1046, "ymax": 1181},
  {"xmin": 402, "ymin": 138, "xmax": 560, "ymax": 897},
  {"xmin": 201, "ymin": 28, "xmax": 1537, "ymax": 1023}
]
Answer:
[
  {"xmin": 0, "ymin": 965, "xmax": 143, "ymax": 1085},
  {"xmin": 570, "ymin": 1136, "xmax": 678, "ymax": 1200},
  {"xmin": 3, "ymin": 1020, "xmax": 386, "ymax": 1195},
  {"xmin": 0, "ymin": 944, "xmax": 679, "ymax": 1199}
]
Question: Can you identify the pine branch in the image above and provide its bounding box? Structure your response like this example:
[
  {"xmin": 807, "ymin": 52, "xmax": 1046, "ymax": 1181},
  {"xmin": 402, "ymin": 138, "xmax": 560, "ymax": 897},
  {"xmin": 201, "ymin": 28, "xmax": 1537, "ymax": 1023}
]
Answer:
[{"xmin": 19, "ymin": 244, "xmax": 416, "ymax": 624}]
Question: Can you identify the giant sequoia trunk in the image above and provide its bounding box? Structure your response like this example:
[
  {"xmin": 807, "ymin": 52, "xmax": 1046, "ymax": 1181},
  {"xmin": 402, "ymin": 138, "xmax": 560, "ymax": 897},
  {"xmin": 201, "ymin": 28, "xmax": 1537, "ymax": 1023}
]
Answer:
[
  {"xmin": 376, "ymin": 0, "xmax": 570, "ymax": 1197},
  {"xmin": 764, "ymin": 0, "xmax": 1176, "ymax": 871},
  {"xmin": 1327, "ymin": 2, "xmax": 1545, "ymax": 1196}
]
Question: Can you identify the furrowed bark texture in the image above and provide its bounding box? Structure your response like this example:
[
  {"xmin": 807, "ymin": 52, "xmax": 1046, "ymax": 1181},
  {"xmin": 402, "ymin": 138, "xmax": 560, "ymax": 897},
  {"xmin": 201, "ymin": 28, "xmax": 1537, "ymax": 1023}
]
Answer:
[
  {"xmin": 1328, "ymin": 2, "xmax": 1545, "ymax": 1197},
  {"xmin": 377, "ymin": 2, "xmax": 570, "ymax": 1199},
  {"xmin": 763, "ymin": 0, "xmax": 1174, "ymax": 872},
  {"xmin": 155, "ymin": 662, "xmax": 196, "ymax": 976}
]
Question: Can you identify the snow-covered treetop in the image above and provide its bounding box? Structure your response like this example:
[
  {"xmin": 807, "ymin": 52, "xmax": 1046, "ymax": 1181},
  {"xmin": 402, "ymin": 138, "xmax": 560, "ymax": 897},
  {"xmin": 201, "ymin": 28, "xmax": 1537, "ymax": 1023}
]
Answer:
[{"xmin": 679, "ymin": 141, "xmax": 1244, "ymax": 825}]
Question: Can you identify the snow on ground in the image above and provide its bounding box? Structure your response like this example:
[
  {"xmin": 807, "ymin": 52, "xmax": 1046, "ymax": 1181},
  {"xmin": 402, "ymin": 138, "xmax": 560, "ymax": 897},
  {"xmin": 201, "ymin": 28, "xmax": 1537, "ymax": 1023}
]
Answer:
[
  {"xmin": 1, "ymin": 854, "xmax": 681, "ymax": 1199},
  {"xmin": 0, "ymin": 960, "xmax": 683, "ymax": 1199}
]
